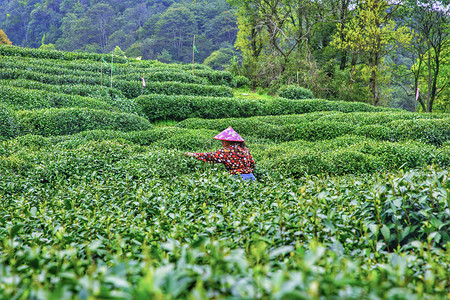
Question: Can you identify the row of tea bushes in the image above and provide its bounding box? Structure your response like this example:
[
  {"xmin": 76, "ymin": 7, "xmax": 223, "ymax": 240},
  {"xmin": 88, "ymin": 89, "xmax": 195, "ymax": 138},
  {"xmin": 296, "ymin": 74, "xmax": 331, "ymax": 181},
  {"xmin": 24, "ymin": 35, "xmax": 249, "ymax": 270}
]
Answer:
[
  {"xmin": 0, "ymin": 69, "xmax": 233, "ymax": 99},
  {"xmin": 1, "ymin": 80, "xmax": 142, "ymax": 116},
  {"xmin": 2, "ymin": 127, "xmax": 447, "ymax": 179},
  {"xmin": 0, "ymin": 142, "xmax": 448, "ymax": 298},
  {"xmin": 0, "ymin": 68, "xmax": 102, "ymax": 85},
  {"xmin": 0, "ymin": 58, "xmax": 223, "ymax": 86},
  {"xmin": 0, "ymin": 79, "xmax": 125, "ymax": 101},
  {"xmin": 0, "ymin": 44, "xmax": 128, "ymax": 62},
  {"xmin": 1, "ymin": 48, "xmax": 237, "ymax": 86},
  {"xmin": 259, "ymin": 136, "xmax": 449, "ymax": 177},
  {"xmin": 0, "ymin": 104, "xmax": 20, "ymax": 141},
  {"xmin": 1, "ymin": 137, "xmax": 448, "ymax": 250},
  {"xmin": 15, "ymin": 108, "xmax": 152, "ymax": 137},
  {"xmin": 177, "ymin": 113, "xmax": 450, "ymax": 145},
  {"xmin": 0, "ymin": 58, "xmax": 107, "ymax": 78},
  {"xmin": 137, "ymin": 94, "xmax": 394, "ymax": 121},
  {"xmin": 0, "ymin": 85, "xmax": 115, "ymax": 111},
  {"xmin": 116, "ymin": 80, "xmax": 234, "ymax": 99},
  {"xmin": 115, "ymin": 71, "xmax": 208, "ymax": 85}
]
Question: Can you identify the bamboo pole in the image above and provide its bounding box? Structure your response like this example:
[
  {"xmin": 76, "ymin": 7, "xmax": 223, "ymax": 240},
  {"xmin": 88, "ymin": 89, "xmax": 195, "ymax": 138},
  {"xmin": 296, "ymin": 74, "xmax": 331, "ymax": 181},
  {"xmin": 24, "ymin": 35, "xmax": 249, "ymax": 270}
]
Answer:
[
  {"xmin": 101, "ymin": 56, "xmax": 103, "ymax": 86},
  {"xmin": 110, "ymin": 51, "xmax": 113, "ymax": 88},
  {"xmin": 192, "ymin": 35, "xmax": 195, "ymax": 77}
]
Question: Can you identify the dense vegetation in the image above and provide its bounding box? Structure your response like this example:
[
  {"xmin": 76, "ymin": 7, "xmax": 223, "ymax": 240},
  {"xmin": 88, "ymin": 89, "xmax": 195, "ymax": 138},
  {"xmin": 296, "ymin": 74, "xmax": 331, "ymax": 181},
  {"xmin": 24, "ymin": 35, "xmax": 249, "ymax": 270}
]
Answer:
[
  {"xmin": 0, "ymin": 46, "xmax": 449, "ymax": 298},
  {"xmin": 0, "ymin": 0, "xmax": 448, "ymax": 112}
]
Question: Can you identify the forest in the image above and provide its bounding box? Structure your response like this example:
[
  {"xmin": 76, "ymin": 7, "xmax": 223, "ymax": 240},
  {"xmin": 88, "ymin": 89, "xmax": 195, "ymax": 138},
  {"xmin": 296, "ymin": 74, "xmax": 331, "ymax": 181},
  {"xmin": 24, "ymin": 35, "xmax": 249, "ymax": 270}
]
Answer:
[{"xmin": 0, "ymin": 0, "xmax": 449, "ymax": 112}]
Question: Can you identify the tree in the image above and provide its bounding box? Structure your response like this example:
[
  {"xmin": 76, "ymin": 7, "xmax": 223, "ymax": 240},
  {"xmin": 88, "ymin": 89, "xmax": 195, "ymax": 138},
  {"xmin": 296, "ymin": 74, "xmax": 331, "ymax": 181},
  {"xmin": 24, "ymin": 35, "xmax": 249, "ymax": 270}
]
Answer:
[
  {"xmin": 0, "ymin": 29, "xmax": 12, "ymax": 45},
  {"xmin": 331, "ymin": 0, "xmax": 412, "ymax": 106},
  {"xmin": 405, "ymin": 0, "xmax": 449, "ymax": 113},
  {"xmin": 1, "ymin": 0, "xmax": 37, "ymax": 46},
  {"xmin": 56, "ymin": 2, "xmax": 86, "ymax": 51},
  {"xmin": 152, "ymin": 3, "xmax": 198, "ymax": 62},
  {"xmin": 85, "ymin": 3, "xmax": 116, "ymax": 52},
  {"xmin": 205, "ymin": 10, "xmax": 238, "ymax": 48},
  {"xmin": 204, "ymin": 48, "xmax": 234, "ymax": 70}
]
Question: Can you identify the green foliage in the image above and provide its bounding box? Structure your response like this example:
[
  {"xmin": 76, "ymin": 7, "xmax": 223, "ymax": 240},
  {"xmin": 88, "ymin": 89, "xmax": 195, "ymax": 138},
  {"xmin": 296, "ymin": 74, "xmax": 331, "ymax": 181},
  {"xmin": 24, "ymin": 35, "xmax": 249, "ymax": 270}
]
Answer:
[
  {"xmin": 0, "ymin": 104, "xmax": 19, "ymax": 140},
  {"xmin": 38, "ymin": 43, "xmax": 56, "ymax": 51},
  {"xmin": 278, "ymin": 85, "xmax": 314, "ymax": 100},
  {"xmin": 177, "ymin": 112, "xmax": 450, "ymax": 146},
  {"xmin": 116, "ymin": 71, "xmax": 207, "ymax": 85},
  {"xmin": 0, "ymin": 142, "xmax": 448, "ymax": 298},
  {"xmin": 0, "ymin": 45, "xmax": 449, "ymax": 299},
  {"xmin": 0, "ymin": 45, "xmax": 127, "ymax": 63},
  {"xmin": 16, "ymin": 108, "xmax": 152, "ymax": 137},
  {"xmin": 0, "ymin": 79, "xmax": 124, "ymax": 100},
  {"xmin": 119, "ymin": 80, "xmax": 234, "ymax": 99},
  {"xmin": 203, "ymin": 48, "xmax": 234, "ymax": 70},
  {"xmin": 0, "ymin": 85, "xmax": 114, "ymax": 111},
  {"xmin": 231, "ymin": 75, "xmax": 251, "ymax": 88},
  {"xmin": 138, "ymin": 94, "xmax": 394, "ymax": 122}
]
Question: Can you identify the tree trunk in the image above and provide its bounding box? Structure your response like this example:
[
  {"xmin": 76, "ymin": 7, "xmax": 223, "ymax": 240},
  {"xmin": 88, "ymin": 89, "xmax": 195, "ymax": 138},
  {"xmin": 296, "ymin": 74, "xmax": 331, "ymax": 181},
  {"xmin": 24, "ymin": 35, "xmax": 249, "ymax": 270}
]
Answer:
[
  {"xmin": 368, "ymin": 52, "xmax": 381, "ymax": 106},
  {"xmin": 339, "ymin": 0, "xmax": 349, "ymax": 70},
  {"xmin": 426, "ymin": 47, "xmax": 432, "ymax": 113}
]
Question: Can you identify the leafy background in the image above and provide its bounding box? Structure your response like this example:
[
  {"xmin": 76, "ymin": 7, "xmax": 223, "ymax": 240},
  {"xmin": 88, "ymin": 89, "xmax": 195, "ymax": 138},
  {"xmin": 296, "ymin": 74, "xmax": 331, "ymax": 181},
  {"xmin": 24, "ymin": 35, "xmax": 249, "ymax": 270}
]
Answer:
[{"xmin": 0, "ymin": 45, "xmax": 449, "ymax": 298}]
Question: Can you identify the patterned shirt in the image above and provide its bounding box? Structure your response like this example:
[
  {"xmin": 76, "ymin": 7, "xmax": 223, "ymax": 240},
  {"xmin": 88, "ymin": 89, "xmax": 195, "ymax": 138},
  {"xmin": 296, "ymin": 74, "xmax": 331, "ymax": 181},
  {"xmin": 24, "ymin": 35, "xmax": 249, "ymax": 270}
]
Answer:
[{"xmin": 193, "ymin": 145, "xmax": 255, "ymax": 175}]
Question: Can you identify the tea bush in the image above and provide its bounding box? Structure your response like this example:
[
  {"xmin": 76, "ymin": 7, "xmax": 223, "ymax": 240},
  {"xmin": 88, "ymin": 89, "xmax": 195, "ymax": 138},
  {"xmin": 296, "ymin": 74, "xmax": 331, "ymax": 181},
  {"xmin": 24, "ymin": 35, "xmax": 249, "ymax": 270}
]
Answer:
[
  {"xmin": 0, "ymin": 44, "xmax": 127, "ymax": 63},
  {"xmin": 278, "ymin": 85, "xmax": 314, "ymax": 99},
  {"xmin": 193, "ymin": 69, "xmax": 233, "ymax": 86},
  {"xmin": 17, "ymin": 108, "xmax": 152, "ymax": 136},
  {"xmin": 1, "ymin": 46, "xmax": 449, "ymax": 299},
  {"xmin": 0, "ymin": 79, "xmax": 125, "ymax": 101},
  {"xmin": 0, "ymin": 85, "xmax": 114, "ymax": 111},
  {"xmin": 177, "ymin": 113, "xmax": 450, "ymax": 144},
  {"xmin": 231, "ymin": 75, "xmax": 251, "ymax": 88},
  {"xmin": 113, "ymin": 80, "xmax": 234, "ymax": 99},
  {"xmin": 115, "ymin": 71, "xmax": 208, "ymax": 85},
  {"xmin": 0, "ymin": 148, "xmax": 448, "ymax": 298},
  {"xmin": 0, "ymin": 104, "xmax": 20, "ymax": 140},
  {"xmin": 137, "ymin": 95, "xmax": 396, "ymax": 121}
]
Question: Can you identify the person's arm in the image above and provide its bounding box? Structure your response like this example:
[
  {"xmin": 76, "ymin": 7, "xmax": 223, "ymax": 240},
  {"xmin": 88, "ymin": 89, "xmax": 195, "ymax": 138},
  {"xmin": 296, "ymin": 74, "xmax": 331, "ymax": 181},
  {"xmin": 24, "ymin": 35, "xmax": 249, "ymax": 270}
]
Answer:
[{"xmin": 185, "ymin": 149, "xmax": 225, "ymax": 163}]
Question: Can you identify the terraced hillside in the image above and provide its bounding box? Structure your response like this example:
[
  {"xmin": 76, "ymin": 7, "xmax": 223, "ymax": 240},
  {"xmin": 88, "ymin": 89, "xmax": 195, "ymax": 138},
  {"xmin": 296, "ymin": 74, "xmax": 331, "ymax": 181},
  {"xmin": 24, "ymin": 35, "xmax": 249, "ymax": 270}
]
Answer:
[{"xmin": 0, "ymin": 45, "xmax": 449, "ymax": 298}]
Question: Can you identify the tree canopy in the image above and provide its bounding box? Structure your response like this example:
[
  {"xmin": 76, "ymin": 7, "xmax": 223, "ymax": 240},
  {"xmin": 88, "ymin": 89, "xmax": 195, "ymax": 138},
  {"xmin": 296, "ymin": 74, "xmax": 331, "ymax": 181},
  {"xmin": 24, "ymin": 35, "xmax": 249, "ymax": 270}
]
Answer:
[{"xmin": 0, "ymin": 0, "xmax": 448, "ymax": 112}]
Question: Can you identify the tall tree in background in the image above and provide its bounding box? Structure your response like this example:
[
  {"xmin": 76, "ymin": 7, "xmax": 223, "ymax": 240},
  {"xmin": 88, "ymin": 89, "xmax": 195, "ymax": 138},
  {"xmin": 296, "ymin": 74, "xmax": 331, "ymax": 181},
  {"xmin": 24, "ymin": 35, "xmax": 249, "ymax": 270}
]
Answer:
[
  {"xmin": 0, "ymin": 29, "xmax": 13, "ymax": 45},
  {"xmin": 230, "ymin": 0, "xmax": 328, "ymax": 88},
  {"xmin": 1, "ymin": 0, "xmax": 37, "ymax": 46},
  {"xmin": 406, "ymin": 0, "xmax": 449, "ymax": 113},
  {"xmin": 56, "ymin": 1, "xmax": 86, "ymax": 51},
  {"xmin": 153, "ymin": 3, "xmax": 197, "ymax": 62},
  {"xmin": 331, "ymin": 0, "xmax": 412, "ymax": 106},
  {"xmin": 86, "ymin": 3, "xmax": 116, "ymax": 52}
]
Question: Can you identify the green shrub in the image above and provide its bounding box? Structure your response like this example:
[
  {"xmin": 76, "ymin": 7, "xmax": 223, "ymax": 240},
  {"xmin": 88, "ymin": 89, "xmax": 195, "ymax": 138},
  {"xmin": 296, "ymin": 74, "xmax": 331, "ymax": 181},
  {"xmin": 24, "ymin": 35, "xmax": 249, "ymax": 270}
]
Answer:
[
  {"xmin": 137, "ymin": 94, "xmax": 263, "ymax": 121},
  {"xmin": 0, "ymin": 44, "xmax": 127, "ymax": 63},
  {"xmin": 17, "ymin": 108, "xmax": 152, "ymax": 137},
  {"xmin": 389, "ymin": 118, "xmax": 450, "ymax": 146},
  {"xmin": 1, "ymin": 79, "xmax": 125, "ymax": 101},
  {"xmin": 278, "ymin": 85, "xmax": 314, "ymax": 99},
  {"xmin": 115, "ymin": 80, "xmax": 234, "ymax": 99},
  {"xmin": 178, "ymin": 113, "xmax": 450, "ymax": 145},
  {"xmin": 193, "ymin": 69, "xmax": 233, "ymax": 86},
  {"xmin": 0, "ymin": 85, "xmax": 114, "ymax": 111},
  {"xmin": 0, "ymin": 104, "xmax": 20, "ymax": 140},
  {"xmin": 138, "ymin": 95, "xmax": 397, "ymax": 122},
  {"xmin": 46, "ymin": 127, "xmax": 218, "ymax": 151},
  {"xmin": 231, "ymin": 76, "xmax": 251, "ymax": 88},
  {"xmin": 115, "ymin": 71, "xmax": 207, "ymax": 85}
]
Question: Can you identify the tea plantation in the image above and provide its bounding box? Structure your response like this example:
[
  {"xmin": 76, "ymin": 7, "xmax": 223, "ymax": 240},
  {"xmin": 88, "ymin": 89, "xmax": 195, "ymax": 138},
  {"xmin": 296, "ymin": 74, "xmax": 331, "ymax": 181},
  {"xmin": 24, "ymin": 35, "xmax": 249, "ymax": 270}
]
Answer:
[{"xmin": 0, "ymin": 45, "xmax": 449, "ymax": 299}]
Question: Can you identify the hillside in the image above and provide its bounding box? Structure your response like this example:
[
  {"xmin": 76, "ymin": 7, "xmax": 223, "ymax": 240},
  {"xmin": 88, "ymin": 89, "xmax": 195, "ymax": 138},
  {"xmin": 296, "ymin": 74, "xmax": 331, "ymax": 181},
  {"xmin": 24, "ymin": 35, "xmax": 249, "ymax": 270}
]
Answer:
[{"xmin": 0, "ymin": 46, "xmax": 449, "ymax": 298}]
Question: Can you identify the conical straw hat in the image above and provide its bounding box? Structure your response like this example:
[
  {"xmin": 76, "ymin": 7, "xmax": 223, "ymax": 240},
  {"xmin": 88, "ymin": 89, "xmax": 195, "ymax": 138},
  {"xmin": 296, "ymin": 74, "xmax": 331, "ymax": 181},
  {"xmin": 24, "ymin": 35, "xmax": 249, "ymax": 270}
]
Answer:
[{"xmin": 213, "ymin": 126, "xmax": 244, "ymax": 142}]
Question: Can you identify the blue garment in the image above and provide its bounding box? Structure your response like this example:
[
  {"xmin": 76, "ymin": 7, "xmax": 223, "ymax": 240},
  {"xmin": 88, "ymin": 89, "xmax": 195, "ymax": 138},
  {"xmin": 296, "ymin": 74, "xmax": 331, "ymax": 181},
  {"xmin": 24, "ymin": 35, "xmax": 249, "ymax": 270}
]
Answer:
[{"xmin": 235, "ymin": 173, "xmax": 256, "ymax": 181}]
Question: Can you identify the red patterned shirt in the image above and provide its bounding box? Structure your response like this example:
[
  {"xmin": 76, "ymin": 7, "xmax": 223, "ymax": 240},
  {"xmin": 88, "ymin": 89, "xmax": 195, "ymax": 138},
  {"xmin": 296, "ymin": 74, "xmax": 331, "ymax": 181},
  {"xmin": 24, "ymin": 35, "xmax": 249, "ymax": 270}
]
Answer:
[{"xmin": 193, "ymin": 145, "xmax": 255, "ymax": 175}]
